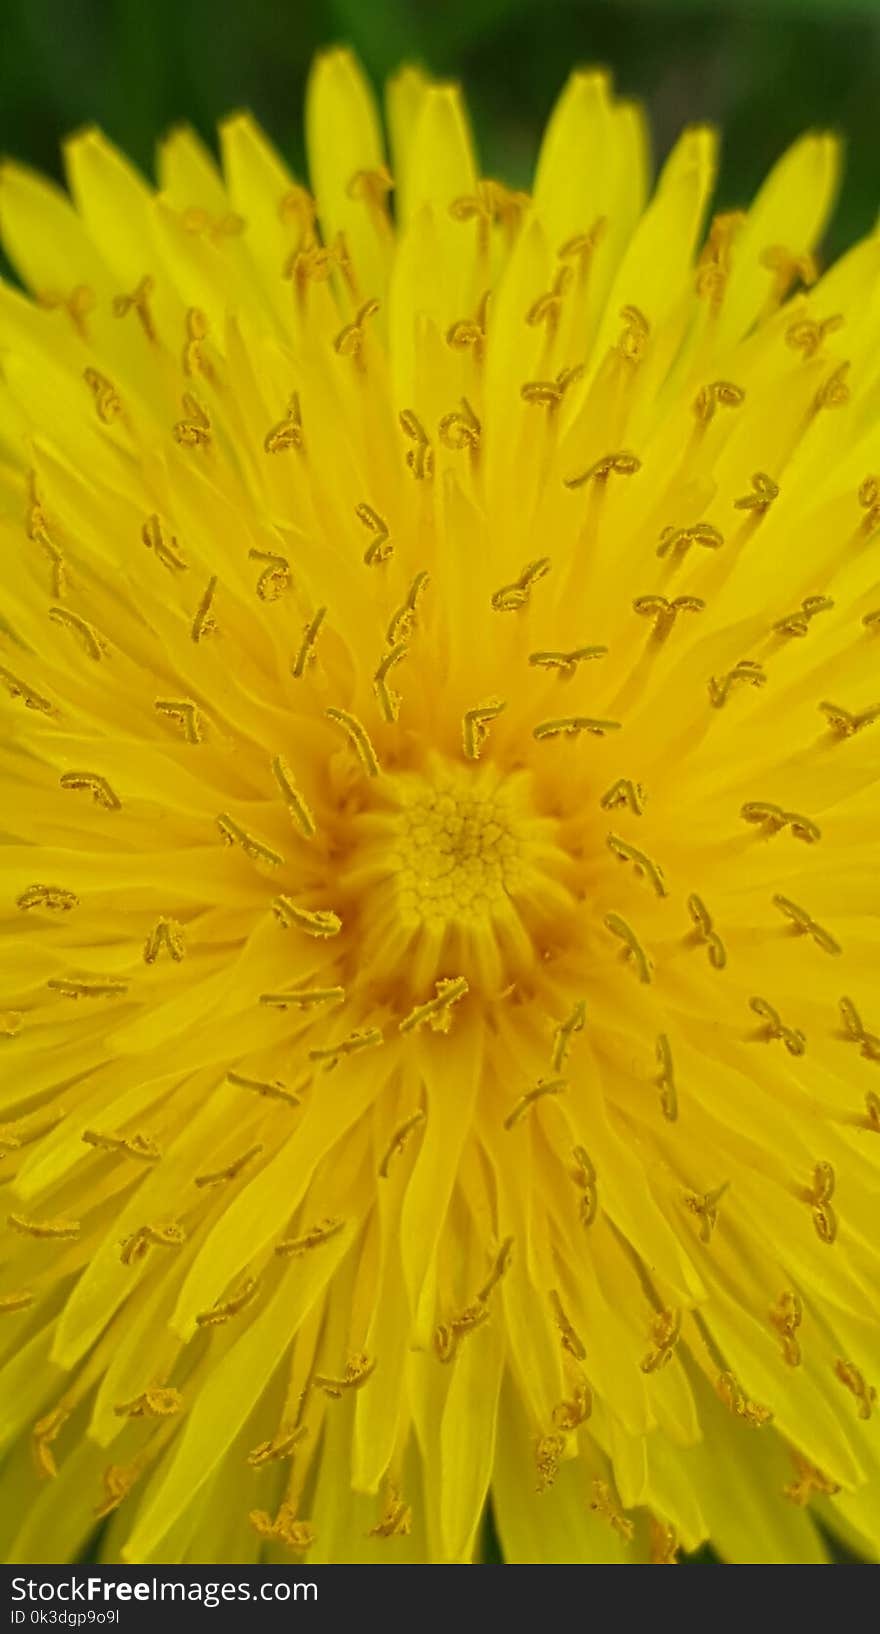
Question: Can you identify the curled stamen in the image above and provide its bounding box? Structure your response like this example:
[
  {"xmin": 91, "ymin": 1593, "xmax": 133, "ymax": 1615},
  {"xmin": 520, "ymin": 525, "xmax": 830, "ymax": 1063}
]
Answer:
[
  {"xmin": 683, "ymin": 1182, "xmax": 729, "ymax": 1244},
  {"xmin": 769, "ymin": 1291, "xmax": 803, "ymax": 1367},
  {"xmin": 504, "ymin": 1077, "xmax": 566, "ymax": 1130},
  {"xmin": 570, "ymin": 1145, "xmax": 597, "ymax": 1227},
  {"xmin": 549, "ymin": 1289, "xmax": 586, "ymax": 1361},
  {"xmin": 334, "ymin": 298, "xmax": 379, "ymax": 358},
  {"xmin": 812, "ymin": 361, "xmax": 850, "ymax": 413},
  {"xmin": 182, "ymin": 306, "xmax": 211, "ymax": 378},
  {"xmin": 314, "ymin": 1353, "xmax": 376, "ymax": 1398},
  {"xmin": 632, "ymin": 594, "xmax": 705, "ymax": 641},
  {"xmin": 564, "ymin": 451, "xmax": 640, "ymax": 488},
  {"xmin": 195, "ymin": 1275, "xmax": 261, "ymax": 1326},
  {"xmin": 693, "ymin": 380, "xmax": 745, "ymax": 422},
  {"xmin": 226, "ymin": 1070, "xmax": 304, "ymax": 1106},
  {"xmin": 708, "ymin": 660, "xmax": 766, "ymax": 708},
  {"xmin": 173, "ymin": 391, "xmax": 212, "ymax": 448},
  {"xmin": 551, "ymin": 1000, "xmax": 586, "ymax": 1073},
  {"xmin": 194, "ymin": 1145, "xmax": 263, "ymax": 1189},
  {"xmin": 802, "ymin": 1160, "xmax": 837, "ymax": 1244},
  {"xmin": 591, "ymin": 1479, "xmax": 634, "ymax": 1541},
  {"xmin": 740, "ymin": 802, "xmax": 820, "ymax": 843},
  {"xmin": 526, "ymin": 266, "xmax": 572, "ymax": 332},
  {"xmin": 784, "ymin": 1451, "xmax": 840, "ymax": 1505},
  {"xmin": 838, "ymin": 995, "xmax": 880, "ymax": 1064},
  {"xmin": 119, "ymin": 1222, "xmax": 185, "ymax": 1265},
  {"xmin": 733, "ymin": 471, "xmax": 780, "ymax": 513},
  {"xmin": 858, "ymin": 475, "xmax": 880, "ymax": 535},
  {"xmin": 114, "ymin": 1388, "xmax": 182, "ymax": 1419},
  {"xmin": 191, "ymin": 576, "xmax": 219, "ymax": 643},
  {"xmin": 325, "ymin": 706, "xmax": 380, "ymax": 776},
  {"xmin": 696, "ymin": 210, "xmax": 745, "ymax": 306},
  {"xmin": 292, "ymin": 607, "xmax": 327, "ymax": 679},
  {"xmin": 603, "ymin": 913, "xmax": 652, "ymax": 983},
  {"xmin": 84, "ymin": 367, "xmax": 121, "ymax": 422},
  {"xmin": 217, "ymin": 813, "xmax": 283, "ymax": 869},
  {"xmin": 249, "ymin": 548, "xmax": 291, "ymax": 601},
  {"xmin": 378, "ymin": 1109, "xmax": 426, "ymax": 1179},
  {"xmin": 529, "ymin": 646, "xmax": 607, "ymax": 679},
  {"xmin": 271, "ymin": 898, "xmax": 341, "ymax": 937},
  {"xmin": 533, "ymin": 716, "xmax": 621, "ymax": 741},
  {"xmin": 49, "ymin": 606, "xmax": 105, "ymax": 661},
  {"xmin": 82, "ymin": 1129, "xmax": 161, "ymax": 1163},
  {"xmin": 616, "ymin": 304, "xmax": 649, "ymax": 363},
  {"xmin": 772, "ymin": 894, "xmax": 841, "ymax": 957},
  {"xmin": 819, "ymin": 699, "xmax": 880, "ymax": 739},
  {"xmin": 355, "ymin": 502, "xmax": 392, "ymax": 566},
  {"xmin": 520, "ymin": 365, "xmax": 583, "ymax": 409},
  {"xmin": 59, "ymin": 771, "xmax": 120, "ymax": 809},
  {"xmin": 607, "ymin": 833, "xmax": 667, "ymax": 898},
  {"xmin": 491, "ymin": 557, "xmax": 551, "ymax": 613},
  {"xmin": 772, "ymin": 594, "xmax": 833, "ymax": 638},
  {"xmin": 600, "ymin": 778, "xmax": 646, "ymax": 815},
  {"xmin": 641, "ymin": 1307, "xmax": 682, "ymax": 1372},
  {"xmin": 142, "ymin": 513, "xmax": 187, "ymax": 571},
  {"xmin": 265, "ymin": 393, "xmax": 303, "ymax": 454},
  {"xmin": 112, "ymin": 275, "xmax": 156, "ymax": 342},
  {"xmin": 249, "ymin": 1502, "xmax": 315, "ymax": 1553},
  {"xmin": 369, "ymin": 1483, "xmax": 413, "ymax": 1539},
  {"xmin": 248, "ymin": 1422, "xmax": 307, "ymax": 1468},
  {"xmin": 0, "ymin": 664, "xmax": 56, "ymax": 715},
  {"xmin": 38, "ymin": 283, "xmax": 95, "ymax": 337},
  {"xmin": 534, "ymin": 1433, "xmax": 567, "ymax": 1492},
  {"xmin": 9, "ymin": 1213, "xmax": 81, "ymax": 1241},
  {"xmin": 387, "ymin": 571, "xmax": 429, "ymax": 646},
  {"xmin": 558, "ymin": 219, "xmax": 607, "ymax": 267},
  {"xmin": 270, "ymin": 755, "xmax": 316, "ymax": 839},
  {"xmin": 399, "ymin": 409, "xmax": 434, "ymax": 480},
  {"xmin": 686, "ymin": 892, "xmax": 727, "ymax": 969},
  {"xmin": 785, "ymin": 312, "xmax": 844, "ymax": 359},
  {"xmin": 462, "ymin": 699, "xmax": 506, "ymax": 762},
  {"xmin": 17, "ymin": 884, "xmax": 79, "ymax": 912},
  {"xmin": 154, "ymin": 699, "xmax": 205, "ymax": 743},
  {"xmin": 33, "ymin": 1407, "xmax": 70, "ymax": 1479},
  {"xmin": 834, "ymin": 1358, "xmax": 876, "ymax": 1420},
  {"xmin": 749, "ymin": 996, "xmax": 806, "ymax": 1056},
  {"xmin": 308, "ymin": 1027, "xmax": 383, "ymax": 1071},
  {"xmin": 657, "ymin": 522, "xmax": 723, "ymax": 560},
  {"xmin": 374, "ymin": 641, "xmax": 409, "ymax": 724},
  {"xmin": 715, "ymin": 1372, "xmax": 773, "ymax": 1427},
  {"xmin": 275, "ymin": 1217, "xmax": 345, "ymax": 1257},
  {"xmin": 551, "ymin": 1381, "xmax": 592, "ymax": 1432},
  {"xmin": 446, "ymin": 290, "xmax": 490, "ymax": 356},
  {"xmin": 438, "ymin": 396, "xmax": 481, "ymax": 451},
  {"xmin": 399, "ymin": 977, "xmax": 468, "ymax": 1035},
  {"xmin": 143, "ymin": 917, "xmax": 185, "ymax": 964},
  {"xmin": 655, "ymin": 1033, "xmax": 678, "ymax": 1122}
]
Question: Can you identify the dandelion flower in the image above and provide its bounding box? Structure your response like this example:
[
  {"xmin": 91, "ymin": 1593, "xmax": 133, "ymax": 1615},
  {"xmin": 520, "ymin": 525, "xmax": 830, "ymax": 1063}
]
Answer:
[{"xmin": 1, "ymin": 49, "xmax": 878, "ymax": 1566}]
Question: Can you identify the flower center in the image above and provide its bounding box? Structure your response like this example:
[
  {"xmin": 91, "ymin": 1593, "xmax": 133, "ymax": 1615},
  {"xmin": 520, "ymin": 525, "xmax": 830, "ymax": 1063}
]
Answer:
[{"xmin": 392, "ymin": 778, "xmax": 524, "ymax": 928}]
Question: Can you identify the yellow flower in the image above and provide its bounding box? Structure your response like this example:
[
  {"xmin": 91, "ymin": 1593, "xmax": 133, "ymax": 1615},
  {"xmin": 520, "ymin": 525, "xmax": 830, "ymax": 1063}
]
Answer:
[{"xmin": 0, "ymin": 47, "xmax": 878, "ymax": 1566}]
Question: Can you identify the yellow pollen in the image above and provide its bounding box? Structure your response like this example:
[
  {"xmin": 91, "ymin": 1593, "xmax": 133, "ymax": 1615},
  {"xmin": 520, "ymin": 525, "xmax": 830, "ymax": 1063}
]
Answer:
[
  {"xmin": 683, "ymin": 1181, "xmax": 729, "ymax": 1244},
  {"xmin": 812, "ymin": 361, "xmax": 850, "ymax": 413},
  {"xmin": 248, "ymin": 1422, "xmax": 307, "ymax": 1468},
  {"xmin": 119, "ymin": 1222, "xmax": 186, "ymax": 1266},
  {"xmin": 772, "ymin": 894, "xmax": 841, "ymax": 956},
  {"xmin": 112, "ymin": 275, "xmax": 156, "ymax": 342},
  {"xmin": 292, "ymin": 606, "xmax": 327, "ymax": 678},
  {"xmin": 33, "ymin": 1407, "xmax": 70, "ymax": 1480},
  {"xmin": 249, "ymin": 548, "xmax": 291, "ymax": 600},
  {"xmin": 741, "ymin": 802, "xmax": 821, "ymax": 843},
  {"xmin": 633, "ymin": 594, "xmax": 705, "ymax": 640},
  {"xmin": 838, "ymin": 995, "xmax": 880, "ymax": 1063},
  {"xmin": 715, "ymin": 1372, "xmax": 773, "ymax": 1428},
  {"xmin": 533, "ymin": 715, "xmax": 621, "ymax": 741},
  {"xmin": 399, "ymin": 977, "xmax": 469, "ymax": 1034},
  {"xmin": 641, "ymin": 1307, "xmax": 682, "ymax": 1372},
  {"xmin": 374, "ymin": 640, "xmax": 409, "ymax": 723},
  {"xmin": 549, "ymin": 1289, "xmax": 586, "ymax": 1361},
  {"xmin": 708, "ymin": 659, "xmax": 766, "ymax": 708},
  {"xmin": 387, "ymin": 571, "xmax": 429, "ymax": 645},
  {"xmin": 8, "ymin": 1213, "xmax": 81, "ymax": 1241},
  {"xmin": 0, "ymin": 664, "xmax": 56, "ymax": 715},
  {"xmin": 217, "ymin": 813, "xmax": 284, "ymax": 869},
  {"xmin": 308, "ymin": 1027, "xmax": 383, "ymax": 1070},
  {"xmin": 271, "ymin": 755, "xmax": 316, "ymax": 839},
  {"xmin": 591, "ymin": 1479, "xmax": 634, "ymax": 1540},
  {"xmin": 314, "ymin": 1352, "xmax": 376, "ymax": 1397},
  {"xmin": 693, "ymin": 380, "xmax": 745, "ymax": 422},
  {"xmin": 607, "ymin": 832, "xmax": 668, "ymax": 897},
  {"xmin": 142, "ymin": 513, "xmax": 187, "ymax": 571},
  {"xmin": 570, "ymin": 1145, "xmax": 598, "ymax": 1227},
  {"xmin": 17, "ymin": 884, "xmax": 79, "ymax": 912},
  {"xmin": 191, "ymin": 575, "xmax": 219, "ymax": 642},
  {"xmin": 686, "ymin": 892, "xmax": 727, "ymax": 969},
  {"xmin": 616, "ymin": 304, "xmax": 650, "ymax": 362},
  {"xmin": 249, "ymin": 1503, "xmax": 315, "ymax": 1554},
  {"xmin": 49, "ymin": 605, "xmax": 105, "ymax": 660},
  {"xmin": 600, "ymin": 780, "xmax": 645, "ymax": 818},
  {"xmin": 82, "ymin": 1129, "xmax": 161, "ymax": 1163},
  {"xmin": 334, "ymin": 297, "xmax": 380, "ymax": 358},
  {"xmin": 655, "ymin": 1033, "xmax": 678, "ymax": 1121},
  {"xmin": 462, "ymin": 699, "xmax": 506, "ymax": 761},
  {"xmin": 195, "ymin": 1275, "xmax": 261, "ymax": 1326},
  {"xmin": 271, "ymin": 898, "xmax": 341, "ymax": 937},
  {"xmin": 819, "ymin": 699, "xmax": 880, "ymax": 739},
  {"xmin": 773, "ymin": 594, "xmax": 833, "ymax": 638},
  {"xmin": 438, "ymin": 396, "xmax": 481, "ymax": 450},
  {"xmin": 225, "ymin": 1071, "xmax": 303, "ymax": 1106},
  {"xmin": 59, "ymin": 771, "xmax": 120, "ymax": 809},
  {"xmin": 399, "ymin": 409, "xmax": 434, "ymax": 479},
  {"xmin": 369, "ymin": 1485, "xmax": 413, "ymax": 1539},
  {"xmin": 325, "ymin": 706, "xmax": 380, "ymax": 776},
  {"xmin": 378, "ymin": 1109, "xmax": 426, "ymax": 1178},
  {"xmin": 784, "ymin": 1451, "xmax": 841, "ymax": 1505},
  {"xmin": 114, "ymin": 1388, "xmax": 182, "ymax": 1419},
  {"xmin": 564, "ymin": 450, "xmax": 640, "ymax": 488},
  {"xmin": 529, "ymin": 646, "xmax": 607, "ymax": 678},
  {"xmin": 551, "ymin": 1000, "xmax": 586, "ymax": 1072},
  {"xmin": 275, "ymin": 1218, "xmax": 345, "ymax": 1257},
  {"xmin": 551, "ymin": 1381, "xmax": 592, "ymax": 1431},
  {"xmin": 143, "ymin": 917, "xmax": 186, "ymax": 964},
  {"xmin": 649, "ymin": 1518, "xmax": 680, "ymax": 1565},
  {"xmin": 733, "ymin": 471, "xmax": 780, "ymax": 512},
  {"xmin": 355, "ymin": 502, "xmax": 392, "ymax": 565},
  {"xmin": 154, "ymin": 698, "xmax": 205, "ymax": 743},
  {"xmin": 834, "ymin": 1359, "xmax": 876, "ymax": 1420},
  {"xmin": 504, "ymin": 1077, "xmax": 566, "ymax": 1131},
  {"xmin": 84, "ymin": 367, "xmax": 121, "ymax": 422},
  {"xmin": 173, "ymin": 391, "xmax": 212, "ymax": 448},
  {"xmin": 604, "ymin": 913, "xmax": 652, "ymax": 983},
  {"xmin": 749, "ymin": 996, "xmax": 806, "ymax": 1056},
  {"xmin": 265, "ymin": 393, "xmax": 304, "ymax": 454},
  {"xmin": 48, "ymin": 976, "xmax": 127, "ymax": 999},
  {"xmin": 658, "ymin": 521, "xmax": 724, "ymax": 560},
  {"xmin": 802, "ymin": 1160, "xmax": 837, "ymax": 1244},
  {"xmin": 490, "ymin": 556, "xmax": 551, "ymax": 613},
  {"xmin": 194, "ymin": 1144, "xmax": 263, "ymax": 1188},
  {"xmin": 770, "ymin": 1291, "xmax": 803, "ymax": 1367}
]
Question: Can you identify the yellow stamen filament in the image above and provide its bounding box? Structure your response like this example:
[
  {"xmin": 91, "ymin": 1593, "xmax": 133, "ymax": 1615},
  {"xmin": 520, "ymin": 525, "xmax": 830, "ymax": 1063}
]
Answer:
[
  {"xmin": 48, "ymin": 977, "xmax": 127, "ymax": 999},
  {"xmin": 250, "ymin": 1503, "xmax": 315, "ymax": 1553},
  {"xmin": 632, "ymin": 593, "xmax": 705, "ymax": 640},
  {"xmin": 863, "ymin": 1090, "xmax": 880, "ymax": 1131},
  {"xmin": 0, "ymin": 1291, "xmax": 36, "ymax": 1315},
  {"xmin": 17, "ymin": 884, "xmax": 79, "ymax": 912},
  {"xmin": 84, "ymin": 367, "xmax": 121, "ymax": 421},
  {"xmin": 657, "ymin": 522, "xmax": 723, "ymax": 560},
  {"xmin": 641, "ymin": 1307, "xmax": 682, "ymax": 1372},
  {"xmin": 858, "ymin": 474, "xmax": 880, "ymax": 534},
  {"xmin": 686, "ymin": 892, "xmax": 727, "ymax": 969},
  {"xmin": 399, "ymin": 409, "xmax": 434, "ymax": 480},
  {"xmin": 607, "ymin": 832, "xmax": 667, "ymax": 898},
  {"xmin": 693, "ymin": 380, "xmax": 745, "ymax": 422},
  {"xmin": 374, "ymin": 641, "xmax": 409, "ymax": 723},
  {"xmin": 191, "ymin": 575, "xmax": 219, "ymax": 643},
  {"xmin": 491, "ymin": 556, "xmax": 551, "ymax": 613},
  {"xmin": 315, "ymin": 1352, "xmax": 376, "ymax": 1398},
  {"xmin": 740, "ymin": 801, "xmax": 821, "ymax": 843},
  {"xmin": 529, "ymin": 646, "xmax": 607, "ymax": 678},
  {"xmin": 334, "ymin": 298, "xmax": 380, "ymax": 358},
  {"xmin": 154, "ymin": 698, "xmax": 205, "ymax": 743},
  {"xmin": 785, "ymin": 312, "xmax": 844, "ymax": 359},
  {"xmin": 772, "ymin": 894, "xmax": 841, "ymax": 956},
  {"xmin": 259, "ymin": 986, "xmax": 344, "ymax": 1010},
  {"xmin": 749, "ymin": 996, "xmax": 806, "ymax": 1056},
  {"xmin": 355, "ymin": 502, "xmax": 392, "ymax": 565},
  {"xmin": 265, "ymin": 393, "xmax": 304, "ymax": 454},
  {"xmin": 801, "ymin": 1160, "xmax": 837, "ymax": 1244},
  {"xmin": 533, "ymin": 715, "xmax": 621, "ymax": 741},
  {"xmin": 534, "ymin": 1433, "xmax": 567, "ymax": 1492},
  {"xmin": 526, "ymin": 266, "xmax": 572, "ymax": 333},
  {"xmin": 325, "ymin": 706, "xmax": 380, "ymax": 776},
  {"xmin": 195, "ymin": 1275, "xmax": 261, "ymax": 1326},
  {"xmin": 114, "ymin": 1388, "xmax": 182, "ymax": 1419},
  {"xmin": 434, "ymin": 1240, "xmax": 514, "ymax": 1363},
  {"xmin": 94, "ymin": 1464, "xmax": 138, "ymax": 1520},
  {"xmin": 708, "ymin": 659, "xmax": 766, "ymax": 708},
  {"xmin": 463, "ymin": 698, "xmax": 506, "ymax": 761},
  {"xmin": 769, "ymin": 1291, "xmax": 803, "ymax": 1367},
  {"xmin": 33, "ymin": 1407, "xmax": 70, "ymax": 1479},
  {"xmin": 683, "ymin": 1182, "xmax": 729, "ymax": 1244},
  {"xmin": 819, "ymin": 699, "xmax": 880, "ymax": 739},
  {"xmin": 834, "ymin": 1358, "xmax": 876, "ymax": 1420},
  {"xmin": 369, "ymin": 1484, "xmax": 413, "ymax": 1538},
  {"xmin": 438, "ymin": 396, "xmax": 481, "ymax": 450},
  {"xmin": 142, "ymin": 513, "xmax": 187, "ymax": 571},
  {"xmin": 551, "ymin": 1381, "xmax": 592, "ymax": 1431},
  {"xmin": 143, "ymin": 917, "xmax": 186, "ymax": 964},
  {"xmin": 112, "ymin": 275, "xmax": 156, "ymax": 342},
  {"xmin": 760, "ymin": 243, "xmax": 818, "ymax": 299},
  {"xmin": 551, "ymin": 1000, "xmax": 586, "ymax": 1073},
  {"xmin": 308, "ymin": 1027, "xmax": 383, "ymax": 1070},
  {"xmin": 521, "ymin": 365, "xmax": 583, "ymax": 409},
  {"xmin": 226, "ymin": 1070, "xmax": 303, "ymax": 1106},
  {"xmin": 732, "ymin": 470, "xmax": 780, "ymax": 512},
  {"xmin": 82, "ymin": 1129, "xmax": 161, "ymax": 1163},
  {"xmin": 715, "ymin": 1372, "xmax": 773, "ymax": 1427},
  {"xmin": 387, "ymin": 571, "xmax": 429, "ymax": 646},
  {"xmin": 504, "ymin": 1076, "xmax": 567, "ymax": 1130},
  {"xmin": 650, "ymin": 1518, "xmax": 680, "ymax": 1565},
  {"xmin": 591, "ymin": 1479, "xmax": 634, "ymax": 1540},
  {"xmin": 399, "ymin": 977, "xmax": 468, "ymax": 1035},
  {"xmin": 604, "ymin": 913, "xmax": 652, "ymax": 983},
  {"xmin": 838, "ymin": 995, "xmax": 880, "ymax": 1063},
  {"xmin": 549, "ymin": 1289, "xmax": 586, "ymax": 1361},
  {"xmin": 217, "ymin": 813, "xmax": 284, "ymax": 869},
  {"xmin": 119, "ymin": 1222, "xmax": 186, "ymax": 1265},
  {"xmin": 564, "ymin": 450, "xmax": 640, "ymax": 488},
  {"xmin": 182, "ymin": 306, "xmax": 211, "ymax": 379},
  {"xmin": 784, "ymin": 1451, "xmax": 840, "ymax": 1505},
  {"xmin": 292, "ymin": 606, "xmax": 327, "ymax": 678},
  {"xmin": 378, "ymin": 1109, "xmax": 426, "ymax": 1178},
  {"xmin": 248, "ymin": 1422, "xmax": 307, "ymax": 1468},
  {"xmin": 8, "ymin": 1213, "xmax": 81, "ymax": 1241},
  {"xmin": 59, "ymin": 771, "xmax": 121, "ymax": 809},
  {"xmin": 599, "ymin": 778, "xmax": 646, "ymax": 814},
  {"xmin": 656, "ymin": 1033, "xmax": 678, "ymax": 1122},
  {"xmin": 173, "ymin": 391, "xmax": 212, "ymax": 448},
  {"xmin": 48, "ymin": 606, "xmax": 105, "ymax": 660},
  {"xmin": 249, "ymin": 548, "xmax": 291, "ymax": 601},
  {"xmin": 570, "ymin": 1145, "xmax": 598, "ymax": 1227},
  {"xmin": 772, "ymin": 594, "xmax": 833, "ymax": 638},
  {"xmin": 38, "ymin": 283, "xmax": 95, "ymax": 336},
  {"xmin": 812, "ymin": 361, "xmax": 850, "ymax": 413},
  {"xmin": 616, "ymin": 304, "xmax": 650, "ymax": 362},
  {"xmin": 0, "ymin": 664, "xmax": 55, "ymax": 716},
  {"xmin": 271, "ymin": 898, "xmax": 341, "ymax": 937},
  {"xmin": 446, "ymin": 289, "xmax": 490, "ymax": 356},
  {"xmin": 271, "ymin": 755, "xmax": 316, "ymax": 839},
  {"xmin": 194, "ymin": 1144, "xmax": 263, "ymax": 1189},
  {"xmin": 275, "ymin": 1217, "xmax": 345, "ymax": 1257}
]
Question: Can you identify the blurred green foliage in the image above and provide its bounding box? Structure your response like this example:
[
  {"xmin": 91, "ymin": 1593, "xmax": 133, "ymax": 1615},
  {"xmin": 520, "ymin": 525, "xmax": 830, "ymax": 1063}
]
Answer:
[{"xmin": 0, "ymin": 0, "xmax": 878, "ymax": 260}]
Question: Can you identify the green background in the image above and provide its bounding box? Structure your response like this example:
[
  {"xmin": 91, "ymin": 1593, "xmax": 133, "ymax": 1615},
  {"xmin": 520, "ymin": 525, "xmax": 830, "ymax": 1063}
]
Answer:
[
  {"xmin": 0, "ymin": 0, "xmax": 878, "ymax": 261},
  {"xmin": 1, "ymin": 0, "xmax": 874, "ymax": 1565}
]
